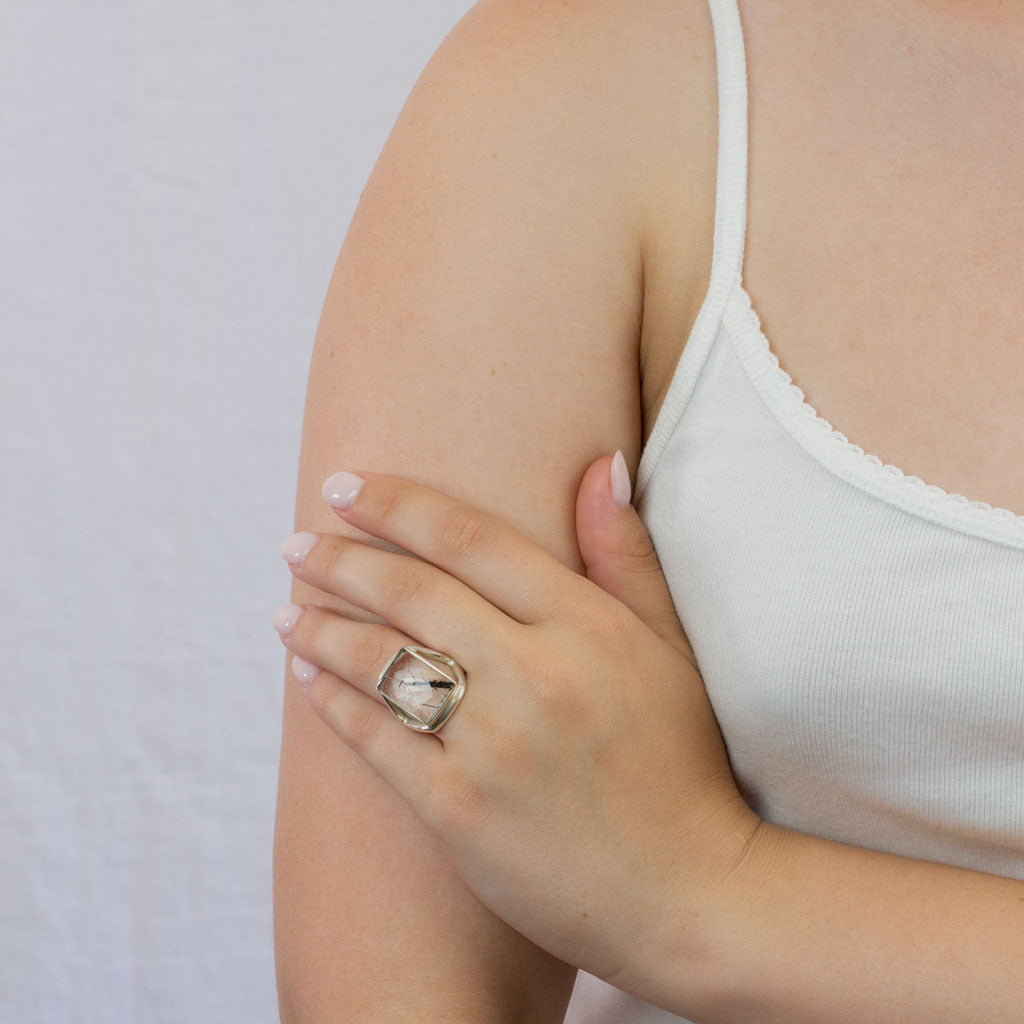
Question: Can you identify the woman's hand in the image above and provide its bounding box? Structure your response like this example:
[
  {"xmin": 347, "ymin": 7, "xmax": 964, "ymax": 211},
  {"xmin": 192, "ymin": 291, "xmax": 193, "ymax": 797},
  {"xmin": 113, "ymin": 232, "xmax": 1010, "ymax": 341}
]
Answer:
[{"xmin": 273, "ymin": 452, "xmax": 761, "ymax": 998}]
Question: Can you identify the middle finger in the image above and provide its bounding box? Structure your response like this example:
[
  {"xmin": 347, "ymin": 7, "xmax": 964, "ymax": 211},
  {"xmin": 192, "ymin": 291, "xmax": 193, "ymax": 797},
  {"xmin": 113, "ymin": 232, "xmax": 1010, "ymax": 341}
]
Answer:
[{"xmin": 283, "ymin": 531, "xmax": 518, "ymax": 663}]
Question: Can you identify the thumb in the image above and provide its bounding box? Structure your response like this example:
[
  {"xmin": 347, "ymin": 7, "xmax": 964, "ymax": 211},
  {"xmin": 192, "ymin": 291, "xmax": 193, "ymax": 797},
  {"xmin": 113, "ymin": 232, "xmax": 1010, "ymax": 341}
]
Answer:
[{"xmin": 575, "ymin": 450, "xmax": 695, "ymax": 662}]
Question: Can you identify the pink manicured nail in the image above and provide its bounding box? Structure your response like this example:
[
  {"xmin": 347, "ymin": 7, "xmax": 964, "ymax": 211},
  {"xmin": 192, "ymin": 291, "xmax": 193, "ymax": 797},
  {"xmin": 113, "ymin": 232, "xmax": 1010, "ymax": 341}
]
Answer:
[
  {"xmin": 322, "ymin": 471, "xmax": 365, "ymax": 510},
  {"xmin": 281, "ymin": 532, "xmax": 320, "ymax": 565},
  {"xmin": 272, "ymin": 603, "xmax": 305, "ymax": 636},
  {"xmin": 610, "ymin": 449, "xmax": 632, "ymax": 508},
  {"xmin": 291, "ymin": 655, "xmax": 320, "ymax": 685}
]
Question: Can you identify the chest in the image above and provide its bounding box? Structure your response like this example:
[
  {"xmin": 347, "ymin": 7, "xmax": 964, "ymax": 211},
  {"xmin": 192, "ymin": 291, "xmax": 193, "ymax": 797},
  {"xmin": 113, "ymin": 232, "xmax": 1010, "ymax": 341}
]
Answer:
[
  {"xmin": 637, "ymin": 371, "xmax": 1024, "ymax": 874},
  {"xmin": 642, "ymin": 1, "xmax": 1024, "ymax": 520}
]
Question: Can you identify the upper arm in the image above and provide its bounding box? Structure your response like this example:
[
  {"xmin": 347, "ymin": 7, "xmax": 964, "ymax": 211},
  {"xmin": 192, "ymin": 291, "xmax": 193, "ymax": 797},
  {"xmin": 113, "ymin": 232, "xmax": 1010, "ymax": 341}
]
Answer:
[{"xmin": 273, "ymin": 1, "xmax": 698, "ymax": 1019}]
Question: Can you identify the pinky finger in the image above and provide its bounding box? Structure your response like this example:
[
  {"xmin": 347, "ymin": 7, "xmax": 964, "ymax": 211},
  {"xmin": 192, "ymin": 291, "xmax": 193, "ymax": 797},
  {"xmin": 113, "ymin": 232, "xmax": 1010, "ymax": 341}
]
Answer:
[{"xmin": 288, "ymin": 654, "xmax": 448, "ymax": 819}]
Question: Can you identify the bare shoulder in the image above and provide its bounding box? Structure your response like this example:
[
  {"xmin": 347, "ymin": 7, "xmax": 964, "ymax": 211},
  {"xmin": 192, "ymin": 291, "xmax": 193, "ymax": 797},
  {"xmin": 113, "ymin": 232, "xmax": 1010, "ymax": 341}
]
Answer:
[
  {"xmin": 443, "ymin": 0, "xmax": 717, "ymax": 230},
  {"xmin": 402, "ymin": 0, "xmax": 716, "ymax": 227},
  {"xmin": 421, "ymin": 0, "xmax": 719, "ymax": 447}
]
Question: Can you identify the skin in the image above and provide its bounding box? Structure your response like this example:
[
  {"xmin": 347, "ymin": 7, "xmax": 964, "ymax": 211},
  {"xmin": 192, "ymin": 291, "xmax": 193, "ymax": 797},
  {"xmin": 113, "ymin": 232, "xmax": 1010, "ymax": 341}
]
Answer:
[
  {"xmin": 278, "ymin": 466, "xmax": 759, "ymax": 998},
  {"xmin": 273, "ymin": 2, "xmax": 709, "ymax": 1018},
  {"xmin": 643, "ymin": 0, "xmax": 1024, "ymax": 515},
  {"xmin": 274, "ymin": 0, "xmax": 1024, "ymax": 1018}
]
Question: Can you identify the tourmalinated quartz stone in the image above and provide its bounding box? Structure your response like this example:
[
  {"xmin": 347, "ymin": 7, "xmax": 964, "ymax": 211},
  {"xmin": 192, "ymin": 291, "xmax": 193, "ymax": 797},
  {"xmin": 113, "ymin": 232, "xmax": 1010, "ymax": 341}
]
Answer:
[{"xmin": 376, "ymin": 646, "xmax": 466, "ymax": 733}]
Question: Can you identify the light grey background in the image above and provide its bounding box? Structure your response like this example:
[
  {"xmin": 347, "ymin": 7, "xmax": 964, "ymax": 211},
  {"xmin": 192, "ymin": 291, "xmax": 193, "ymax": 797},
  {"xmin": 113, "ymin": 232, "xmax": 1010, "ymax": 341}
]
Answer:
[{"xmin": 1, "ymin": 1, "xmax": 475, "ymax": 1020}]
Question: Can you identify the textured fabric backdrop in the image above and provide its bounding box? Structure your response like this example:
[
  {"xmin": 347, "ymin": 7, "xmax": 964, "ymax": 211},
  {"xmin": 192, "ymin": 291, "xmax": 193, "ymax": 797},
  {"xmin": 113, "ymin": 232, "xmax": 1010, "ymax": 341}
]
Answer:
[{"xmin": 0, "ymin": 2, "xmax": 474, "ymax": 1020}]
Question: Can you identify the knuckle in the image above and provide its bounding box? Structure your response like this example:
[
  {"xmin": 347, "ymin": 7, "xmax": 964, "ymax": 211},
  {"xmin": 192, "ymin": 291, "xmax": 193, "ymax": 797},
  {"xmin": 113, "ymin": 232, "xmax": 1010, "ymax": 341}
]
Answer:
[
  {"xmin": 542, "ymin": 674, "xmax": 593, "ymax": 728},
  {"xmin": 619, "ymin": 558, "xmax": 668, "ymax": 589},
  {"xmin": 344, "ymin": 698, "xmax": 383, "ymax": 752},
  {"xmin": 438, "ymin": 508, "xmax": 493, "ymax": 561},
  {"xmin": 321, "ymin": 538, "xmax": 355, "ymax": 588},
  {"xmin": 382, "ymin": 557, "xmax": 432, "ymax": 606},
  {"xmin": 528, "ymin": 645, "xmax": 598, "ymax": 728},
  {"xmin": 373, "ymin": 487, "xmax": 406, "ymax": 529},
  {"xmin": 355, "ymin": 626, "xmax": 395, "ymax": 680},
  {"xmin": 617, "ymin": 527, "xmax": 659, "ymax": 566}
]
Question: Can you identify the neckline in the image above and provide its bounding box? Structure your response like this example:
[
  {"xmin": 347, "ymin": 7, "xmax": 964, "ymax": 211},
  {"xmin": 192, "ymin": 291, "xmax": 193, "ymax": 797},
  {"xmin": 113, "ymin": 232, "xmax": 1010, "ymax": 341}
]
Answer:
[{"xmin": 723, "ymin": 282, "xmax": 1024, "ymax": 551}]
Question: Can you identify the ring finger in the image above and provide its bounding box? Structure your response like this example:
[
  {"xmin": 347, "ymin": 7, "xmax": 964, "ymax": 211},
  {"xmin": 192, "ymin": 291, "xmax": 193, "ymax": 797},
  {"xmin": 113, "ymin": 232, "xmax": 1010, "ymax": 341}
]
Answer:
[{"xmin": 273, "ymin": 602, "xmax": 476, "ymax": 743}]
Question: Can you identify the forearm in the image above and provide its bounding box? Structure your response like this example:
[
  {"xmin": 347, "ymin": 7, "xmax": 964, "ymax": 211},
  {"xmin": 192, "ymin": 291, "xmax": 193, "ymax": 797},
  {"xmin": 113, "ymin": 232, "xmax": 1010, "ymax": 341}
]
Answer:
[{"xmin": 650, "ymin": 822, "xmax": 1024, "ymax": 1022}]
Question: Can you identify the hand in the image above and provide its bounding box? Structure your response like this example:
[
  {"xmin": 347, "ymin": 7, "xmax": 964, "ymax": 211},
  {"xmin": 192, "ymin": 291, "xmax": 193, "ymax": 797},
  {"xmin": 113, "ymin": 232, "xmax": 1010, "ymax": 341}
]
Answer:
[{"xmin": 274, "ymin": 453, "xmax": 761, "ymax": 997}]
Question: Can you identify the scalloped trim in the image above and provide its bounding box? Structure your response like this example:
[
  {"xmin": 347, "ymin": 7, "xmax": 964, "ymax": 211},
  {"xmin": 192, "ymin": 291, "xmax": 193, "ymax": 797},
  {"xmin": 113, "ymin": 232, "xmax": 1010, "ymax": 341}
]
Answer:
[{"xmin": 730, "ymin": 284, "xmax": 1024, "ymax": 528}]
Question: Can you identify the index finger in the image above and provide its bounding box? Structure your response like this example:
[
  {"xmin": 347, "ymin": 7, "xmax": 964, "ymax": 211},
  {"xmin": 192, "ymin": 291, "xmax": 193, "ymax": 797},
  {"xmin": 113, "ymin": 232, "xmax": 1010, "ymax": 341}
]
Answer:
[{"xmin": 321, "ymin": 469, "xmax": 588, "ymax": 626}]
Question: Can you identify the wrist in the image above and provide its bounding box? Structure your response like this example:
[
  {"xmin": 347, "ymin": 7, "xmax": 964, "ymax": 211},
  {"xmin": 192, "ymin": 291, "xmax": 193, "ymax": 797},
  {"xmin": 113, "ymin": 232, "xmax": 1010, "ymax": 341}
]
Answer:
[
  {"xmin": 696, "ymin": 817, "xmax": 794, "ymax": 1017},
  {"xmin": 668, "ymin": 816, "xmax": 799, "ymax": 1020},
  {"xmin": 625, "ymin": 794, "xmax": 771, "ymax": 1017}
]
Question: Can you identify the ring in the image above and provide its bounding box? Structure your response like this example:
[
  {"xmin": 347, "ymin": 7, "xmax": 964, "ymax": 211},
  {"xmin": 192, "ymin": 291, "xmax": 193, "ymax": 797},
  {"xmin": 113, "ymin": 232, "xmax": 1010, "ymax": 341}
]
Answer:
[{"xmin": 376, "ymin": 645, "xmax": 467, "ymax": 734}]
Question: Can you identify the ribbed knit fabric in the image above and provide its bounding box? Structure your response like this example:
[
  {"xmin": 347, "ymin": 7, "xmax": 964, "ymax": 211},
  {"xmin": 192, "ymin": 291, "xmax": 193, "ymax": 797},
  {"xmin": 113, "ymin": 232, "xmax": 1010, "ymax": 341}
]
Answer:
[{"xmin": 563, "ymin": 0, "xmax": 1024, "ymax": 1020}]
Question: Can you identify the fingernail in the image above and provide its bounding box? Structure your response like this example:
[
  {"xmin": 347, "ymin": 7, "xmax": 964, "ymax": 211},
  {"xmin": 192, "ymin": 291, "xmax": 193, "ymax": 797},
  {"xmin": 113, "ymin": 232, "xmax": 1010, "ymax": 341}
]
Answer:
[
  {"xmin": 272, "ymin": 603, "xmax": 305, "ymax": 636},
  {"xmin": 291, "ymin": 654, "xmax": 320, "ymax": 685},
  {"xmin": 322, "ymin": 471, "xmax": 365, "ymax": 510},
  {"xmin": 281, "ymin": 532, "xmax": 320, "ymax": 565},
  {"xmin": 610, "ymin": 449, "xmax": 632, "ymax": 507}
]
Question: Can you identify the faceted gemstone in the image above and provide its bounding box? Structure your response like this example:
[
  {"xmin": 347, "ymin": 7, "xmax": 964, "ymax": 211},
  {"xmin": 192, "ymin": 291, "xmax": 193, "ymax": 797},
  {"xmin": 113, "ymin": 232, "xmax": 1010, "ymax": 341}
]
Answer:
[{"xmin": 377, "ymin": 646, "xmax": 466, "ymax": 732}]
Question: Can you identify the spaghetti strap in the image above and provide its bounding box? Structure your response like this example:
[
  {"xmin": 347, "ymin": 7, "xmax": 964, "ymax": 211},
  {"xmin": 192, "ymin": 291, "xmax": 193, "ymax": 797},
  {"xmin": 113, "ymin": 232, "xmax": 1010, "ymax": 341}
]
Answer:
[{"xmin": 634, "ymin": 0, "xmax": 750, "ymax": 501}]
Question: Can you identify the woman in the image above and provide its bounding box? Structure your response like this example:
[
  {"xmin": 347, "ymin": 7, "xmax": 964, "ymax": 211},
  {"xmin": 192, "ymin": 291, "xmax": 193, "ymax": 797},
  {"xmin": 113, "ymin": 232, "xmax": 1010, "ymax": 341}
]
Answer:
[{"xmin": 272, "ymin": 0, "xmax": 1024, "ymax": 1019}]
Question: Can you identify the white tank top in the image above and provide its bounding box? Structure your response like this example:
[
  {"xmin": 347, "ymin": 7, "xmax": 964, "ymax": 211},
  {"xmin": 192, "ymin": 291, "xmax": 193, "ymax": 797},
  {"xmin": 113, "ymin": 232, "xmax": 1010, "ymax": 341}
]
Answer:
[{"xmin": 564, "ymin": 0, "xmax": 1024, "ymax": 1019}]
